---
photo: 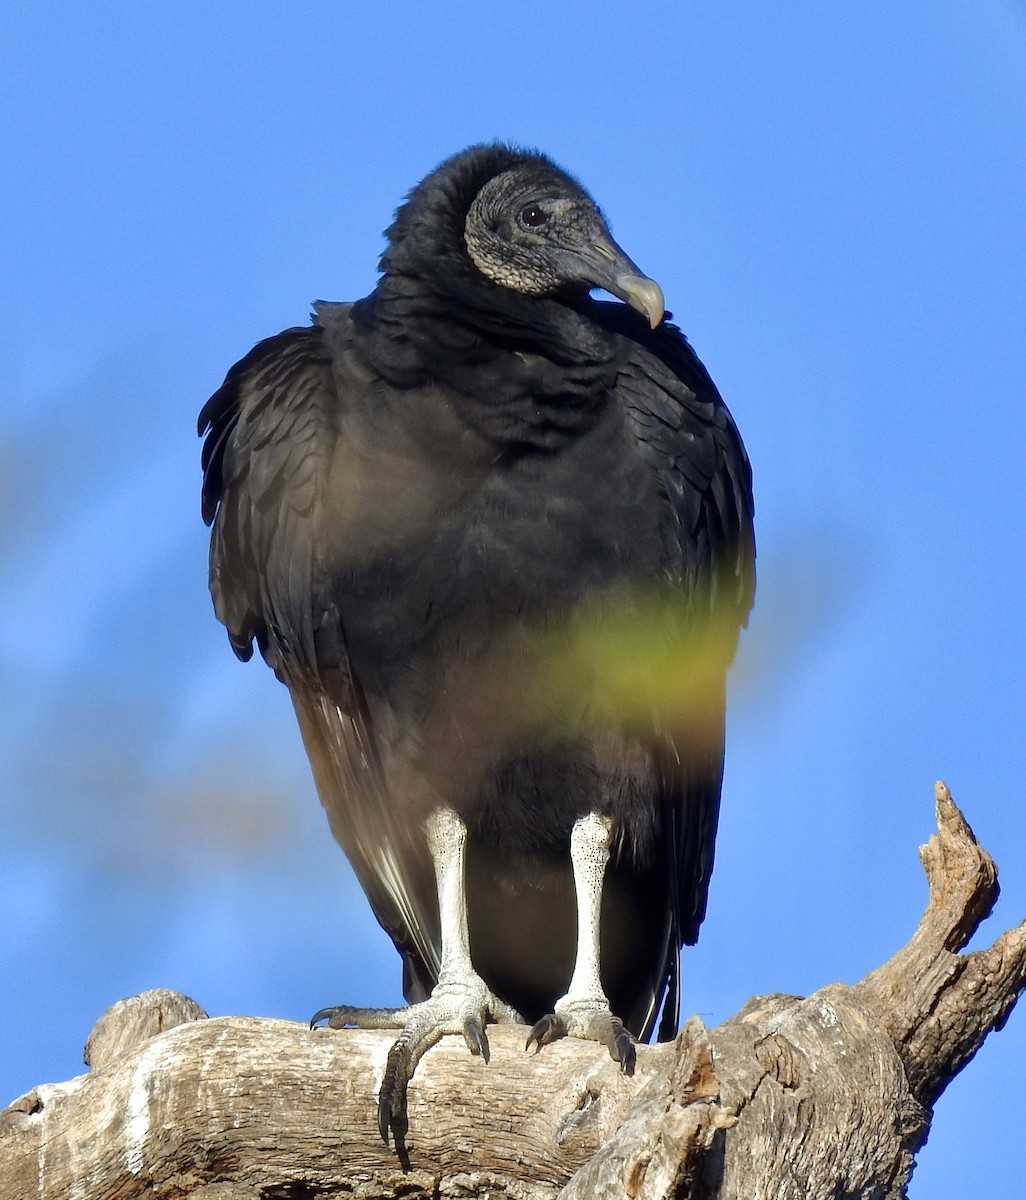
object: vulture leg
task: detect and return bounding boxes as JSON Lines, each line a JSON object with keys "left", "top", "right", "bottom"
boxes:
{"left": 525, "top": 812, "right": 637, "bottom": 1073}
{"left": 312, "top": 806, "right": 521, "bottom": 1144}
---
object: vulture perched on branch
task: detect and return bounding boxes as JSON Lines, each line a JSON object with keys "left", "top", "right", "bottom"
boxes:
{"left": 199, "top": 143, "right": 755, "bottom": 1143}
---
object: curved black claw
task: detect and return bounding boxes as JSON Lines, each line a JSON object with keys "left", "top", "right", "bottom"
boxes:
{"left": 310, "top": 1005, "right": 356, "bottom": 1030}
{"left": 463, "top": 1016, "right": 490, "bottom": 1062}
{"left": 526, "top": 1012, "right": 568, "bottom": 1054}
{"left": 608, "top": 1020, "right": 637, "bottom": 1076}
{"left": 378, "top": 1039, "right": 413, "bottom": 1144}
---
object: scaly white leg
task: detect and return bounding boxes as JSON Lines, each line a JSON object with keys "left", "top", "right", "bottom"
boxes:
{"left": 430, "top": 805, "right": 476, "bottom": 984}
{"left": 312, "top": 806, "right": 521, "bottom": 1145}
{"left": 525, "top": 812, "right": 636, "bottom": 1072}
{"left": 563, "top": 811, "right": 614, "bottom": 1006}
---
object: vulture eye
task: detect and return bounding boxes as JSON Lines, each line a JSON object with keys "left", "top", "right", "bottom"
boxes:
{"left": 520, "top": 204, "right": 550, "bottom": 227}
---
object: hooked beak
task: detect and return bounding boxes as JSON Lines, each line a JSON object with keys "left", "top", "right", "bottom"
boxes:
{"left": 574, "top": 232, "right": 666, "bottom": 329}
{"left": 611, "top": 273, "right": 666, "bottom": 330}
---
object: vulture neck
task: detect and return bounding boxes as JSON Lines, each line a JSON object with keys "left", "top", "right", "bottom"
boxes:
{"left": 351, "top": 266, "right": 625, "bottom": 450}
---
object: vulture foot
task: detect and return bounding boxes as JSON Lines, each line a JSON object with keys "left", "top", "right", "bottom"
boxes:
{"left": 526, "top": 1001, "right": 636, "bottom": 1074}
{"left": 312, "top": 978, "right": 522, "bottom": 1145}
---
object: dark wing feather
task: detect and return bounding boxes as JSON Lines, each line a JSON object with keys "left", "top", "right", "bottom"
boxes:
{"left": 199, "top": 324, "right": 338, "bottom": 675}
{"left": 199, "top": 314, "right": 442, "bottom": 996}
{"left": 616, "top": 322, "right": 755, "bottom": 624}
{"left": 609, "top": 311, "right": 754, "bottom": 1034}
{"left": 290, "top": 691, "right": 442, "bottom": 1001}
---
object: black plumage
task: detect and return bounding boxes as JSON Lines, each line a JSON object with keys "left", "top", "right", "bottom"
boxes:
{"left": 200, "top": 143, "right": 754, "bottom": 1137}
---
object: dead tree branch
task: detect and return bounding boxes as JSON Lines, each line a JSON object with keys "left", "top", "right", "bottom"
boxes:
{"left": 2, "top": 782, "right": 1023, "bottom": 1199}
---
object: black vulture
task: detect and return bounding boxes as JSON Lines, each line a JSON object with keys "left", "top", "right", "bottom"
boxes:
{"left": 199, "top": 143, "right": 754, "bottom": 1142}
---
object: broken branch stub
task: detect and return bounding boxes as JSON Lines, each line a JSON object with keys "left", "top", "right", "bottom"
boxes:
{"left": 855, "top": 781, "right": 1026, "bottom": 1107}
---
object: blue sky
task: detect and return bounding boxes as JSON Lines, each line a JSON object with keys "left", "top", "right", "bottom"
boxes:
{"left": 2, "top": 2, "right": 1024, "bottom": 1193}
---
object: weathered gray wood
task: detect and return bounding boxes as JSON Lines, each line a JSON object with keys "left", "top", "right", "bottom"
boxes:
{"left": 559, "top": 1016, "right": 735, "bottom": 1200}
{"left": 84, "top": 988, "right": 208, "bottom": 1070}
{"left": 1, "top": 782, "right": 1023, "bottom": 1199}
{"left": 855, "top": 784, "right": 1023, "bottom": 1107}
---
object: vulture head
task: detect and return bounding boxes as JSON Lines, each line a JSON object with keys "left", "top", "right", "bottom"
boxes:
{"left": 377, "top": 144, "right": 666, "bottom": 331}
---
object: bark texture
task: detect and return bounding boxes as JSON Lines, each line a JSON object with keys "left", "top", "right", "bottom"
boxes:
{"left": 2, "top": 782, "right": 1023, "bottom": 1199}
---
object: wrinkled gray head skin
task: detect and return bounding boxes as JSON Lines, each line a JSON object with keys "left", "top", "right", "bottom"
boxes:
{"left": 463, "top": 164, "right": 665, "bottom": 329}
